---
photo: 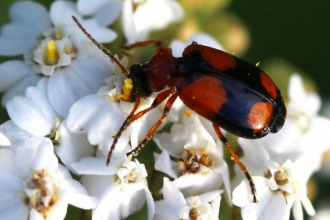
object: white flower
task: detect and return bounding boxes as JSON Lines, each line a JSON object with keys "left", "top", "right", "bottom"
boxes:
{"left": 122, "top": 0, "right": 184, "bottom": 43}
{"left": 0, "top": 138, "right": 97, "bottom": 220}
{"left": 5, "top": 80, "right": 94, "bottom": 173}
{"left": 32, "top": 37, "right": 73, "bottom": 76}
{"left": 233, "top": 176, "right": 287, "bottom": 220}
{"left": 259, "top": 74, "right": 330, "bottom": 172}
{"left": 0, "top": 1, "right": 115, "bottom": 56}
{"left": 0, "top": 132, "right": 10, "bottom": 146}
{"left": 265, "top": 158, "right": 315, "bottom": 220}
{"left": 0, "top": 1, "right": 116, "bottom": 116}
{"left": 72, "top": 153, "right": 155, "bottom": 220}
{"left": 154, "top": 112, "right": 231, "bottom": 201}
{"left": 232, "top": 139, "right": 315, "bottom": 220}
{"left": 0, "top": 1, "right": 51, "bottom": 56}
{"left": 77, "top": 0, "right": 122, "bottom": 26}
{"left": 67, "top": 55, "right": 178, "bottom": 160}
{"left": 155, "top": 177, "right": 222, "bottom": 220}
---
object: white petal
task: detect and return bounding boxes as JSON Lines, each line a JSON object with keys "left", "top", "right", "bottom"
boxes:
{"left": 0, "top": 61, "right": 30, "bottom": 92}
{"left": 154, "top": 200, "right": 179, "bottom": 220}
{"left": 0, "top": 28, "right": 37, "bottom": 56}
{"left": 144, "top": 186, "right": 155, "bottom": 220}
{"left": 154, "top": 151, "right": 178, "bottom": 179}
{"left": 92, "top": 183, "right": 121, "bottom": 220}
{"left": 55, "top": 121, "right": 94, "bottom": 173}
{"left": 0, "top": 132, "right": 11, "bottom": 146}
{"left": 119, "top": 189, "right": 146, "bottom": 219}
{"left": 198, "top": 190, "right": 223, "bottom": 204}
{"left": 238, "top": 138, "right": 269, "bottom": 168}
{"left": 71, "top": 156, "right": 120, "bottom": 175}
{"left": 77, "top": 0, "right": 110, "bottom": 15}
{"left": 218, "top": 159, "right": 231, "bottom": 203}
{"left": 133, "top": 0, "right": 184, "bottom": 40}
{"left": 0, "top": 174, "right": 28, "bottom": 220}
{"left": 211, "top": 194, "right": 222, "bottom": 218}
{"left": 0, "top": 121, "right": 44, "bottom": 149}
{"left": 63, "top": 190, "right": 98, "bottom": 209}
{"left": 6, "top": 87, "right": 57, "bottom": 136}
{"left": 162, "top": 177, "right": 186, "bottom": 208}
{"left": 174, "top": 172, "right": 222, "bottom": 198}
{"left": 10, "top": 1, "right": 51, "bottom": 31}
{"left": 29, "top": 138, "right": 58, "bottom": 171}
{"left": 0, "top": 2, "right": 51, "bottom": 55}
{"left": 1, "top": 74, "right": 40, "bottom": 106}
{"left": 47, "top": 58, "right": 110, "bottom": 117}
{"left": 81, "top": 175, "right": 115, "bottom": 199}
{"left": 300, "top": 193, "right": 315, "bottom": 216}
{"left": 187, "top": 33, "right": 223, "bottom": 50}
{"left": 233, "top": 177, "right": 287, "bottom": 220}
{"left": 171, "top": 33, "right": 223, "bottom": 57}
{"left": 87, "top": 27, "right": 117, "bottom": 43}
{"left": 288, "top": 74, "right": 305, "bottom": 106}
{"left": 50, "top": 1, "right": 80, "bottom": 26}
{"left": 42, "top": 196, "right": 67, "bottom": 220}
{"left": 47, "top": 68, "right": 77, "bottom": 117}
{"left": 170, "top": 40, "right": 186, "bottom": 58}
{"left": 122, "top": 0, "right": 137, "bottom": 43}
{"left": 92, "top": 1, "right": 122, "bottom": 26}
{"left": 154, "top": 123, "right": 187, "bottom": 157}
{"left": 293, "top": 198, "right": 303, "bottom": 220}
{"left": 30, "top": 209, "right": 44, "bottom": 220}
{"left": 67, "top": 94, "right": 128, "bottom": 154}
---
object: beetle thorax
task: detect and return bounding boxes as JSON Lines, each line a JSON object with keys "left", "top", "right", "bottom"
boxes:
{"left": 146, "top": 47, "right": 177, "bottom": 92}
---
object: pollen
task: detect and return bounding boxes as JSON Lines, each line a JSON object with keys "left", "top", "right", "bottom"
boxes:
{"left": 185, "top": 110, "right": 191, "bottom": 117}
{"left": 119, "top": 78, "right": 133, "bottom": 101}
{"left": 46, "top": 39, "right": 59, "bottom": 65}
{"left": 25, "top": 168, "right": 59, "bottom": 218}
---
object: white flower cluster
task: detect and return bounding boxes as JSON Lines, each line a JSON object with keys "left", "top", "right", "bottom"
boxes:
{"left": 0, "top": 0, "right": 183, "bottom": 219}
{"left": 231, "top": 75, "right": 330, "bottom": 220}
{"left": 0, "top": 1, "right": 328, "bottom": 220}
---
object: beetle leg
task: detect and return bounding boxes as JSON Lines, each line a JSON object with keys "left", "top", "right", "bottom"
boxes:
{"left": 106, "top": 88, "right": 174, "bottom": 166}
{"left": 121, "top": 40, "right": 159, "bottom": 50}
{"left": 213, "top": 124, "right": 258, "bottom": 203}
{"left": 72, "top": 16, "right": 129, "bottom": 77}
{"left": 127, "top": 92, "right": 178, "bottom": 157}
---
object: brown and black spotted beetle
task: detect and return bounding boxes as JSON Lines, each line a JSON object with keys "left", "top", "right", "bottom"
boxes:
{"left": 73, "top": 16, "right": 286, "bottom": 203}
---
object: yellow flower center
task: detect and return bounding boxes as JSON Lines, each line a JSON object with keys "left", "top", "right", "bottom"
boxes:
{"left": 118, "top": 78, "right": 133, "bottom": 101}
{"left": 45, "top": 39, "right": 59, "bottom": 65}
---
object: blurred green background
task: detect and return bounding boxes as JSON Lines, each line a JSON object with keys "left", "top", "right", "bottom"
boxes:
{"left": 1, "top": 0, "right": 330, "bottom": 219}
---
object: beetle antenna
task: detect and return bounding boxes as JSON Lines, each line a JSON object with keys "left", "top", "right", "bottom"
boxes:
{"left": 72, "top": 15, "right": 129, "bottom": 77}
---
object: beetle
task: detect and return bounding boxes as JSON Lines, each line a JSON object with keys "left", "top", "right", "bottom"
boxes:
{"left": 72, "top": 16, "right": 286, "bottom": 203}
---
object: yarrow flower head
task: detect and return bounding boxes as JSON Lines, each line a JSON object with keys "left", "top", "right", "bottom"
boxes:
{"left": 4, "top": 80, "right": 94, "bottom": 173}
{"left": 0, "top": 138, "right": 97, "bottom": 219}
{"left": 1, "top": 0, "right": 330, "bottom": 219}
{"left": 259, "top": 74, "right": 330, "bottom": 169}
{"left": 155, "top": 177, "right": 222, "bottom": 220}
{"left": 72, "top": 151, "right": 155, "bottom": 220}
{"left": 233, "top": 138, "right": 316, "bottom": 220}
{"left": 0, "top": 1, "right": 116, "bottom": 116}
{"left": 154, "top": 111, "right": 231, "bottom": 201}
{"left": 67, "top": 54, "right": 179, "bottom": 159}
